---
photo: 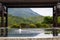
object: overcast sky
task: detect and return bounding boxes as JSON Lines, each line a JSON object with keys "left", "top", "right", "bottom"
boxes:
{"left": 30, "top": 8, "right": 53, "bottom": 16}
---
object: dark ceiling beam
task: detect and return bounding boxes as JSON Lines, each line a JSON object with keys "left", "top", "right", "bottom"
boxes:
{"left": 0, "top": 0, "right": 58, "bottom": 7}
{"left": 5, "top": 2, "right": 56, "bottom": 8}
{"left": 0, "top": 0, "right": 58, "bottom": 3}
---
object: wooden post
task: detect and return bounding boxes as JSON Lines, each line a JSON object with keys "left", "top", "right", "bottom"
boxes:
{"left": 0, "top": 3, "right": 5, "bottom": 36}
{"left": 0, "top": 3, "right": 8, "bottom": 37}
{"left": 53, "top": 6, "right": 58, "bottom": 36}
{"left": 2, "top": 5, "right": 8, "bottom": 37}
{"left": 5, "top": 5, "right": 8, "bottom": 37}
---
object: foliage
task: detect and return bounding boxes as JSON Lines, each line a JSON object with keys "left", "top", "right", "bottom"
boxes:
{"left": 8, "top": 14, "right": 44, "bottom": 26}
{"left": 41, "top": 23, "right": 49, "bottom": 28}
{"left": 8, "top": 14, "right": 53, "bottom": 28}
{"left": 57, "top": 16, "right": 60, "bottom": 23}
{"left": 35, "top": 23, "right": 42, "bottom": 28}
{"left": 20, "top": 23, "right": 29, "bottom": 28}
{"left": 42, "top": 16, "right": 53, "bottom": 24}
{"left": 11, "top": 24, "right": 20, "bottom": 28}
{"left": 29, "top": 24, "right": 36, "bottom": 28}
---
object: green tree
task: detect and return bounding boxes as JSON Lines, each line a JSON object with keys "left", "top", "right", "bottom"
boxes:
{"left": 11, "top": 24, "right": 20, "bottom": 28}
{"left": 35, "top": 23, "right": 42, "bottom": 28}
{"left": 41, "top": 24, "right": 49, "bottom": 28}
{"left": 20, "top": 23, "right": 28, "bottom": 28}
{"left": 42, "top": 16, "right": 53, "bottom": 24}
{"left": 42, "top": 16, "right": 53, "bottom": 28}
{"left": 29, "top": 24, "right": 36, "bottom": 28}
{"left": 57, "top": 16, "right": 60, "bottom": 23}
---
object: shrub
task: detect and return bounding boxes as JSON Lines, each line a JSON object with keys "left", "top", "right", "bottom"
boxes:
{"left": 11, "top": 24, "right": 20, "bottom": 28}
{"left": 29, "top": 24, "right": 36, "bottom": 28}
{"left": 35, "top": 23, "right": 42, "bottom": 28}
{"left": 42, "top": 16, "right": 53, "bottom": 24}
{"left": 41, "top": 24, "right": 49, "bottom": 28}
{"left": 20, "top": 23, "right": 27, "bottom": 28}
{"left": 48, "top": 24, "right": 53, "bottom": 28}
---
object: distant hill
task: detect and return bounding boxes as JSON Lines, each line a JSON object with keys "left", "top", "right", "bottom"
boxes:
{"left": 8, "top": 14, "right": 44, "bottom": 26}
{"left": 8, "top": 8, "right": 44, "bottom": 26}
{"left": 8, "top": 8, "right": 41, "bottom": 18}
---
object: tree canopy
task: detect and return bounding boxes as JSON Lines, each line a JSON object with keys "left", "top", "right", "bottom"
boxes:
{"left": 42, "top": 16, "right": 53, "bottom": 24}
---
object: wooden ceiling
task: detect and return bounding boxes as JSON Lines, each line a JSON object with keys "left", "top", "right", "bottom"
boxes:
{"left": 0, "top": 0, "right": 58, "bottom": 7}
{"left": 0, "top": 0, "right": 58, "bottom": 3}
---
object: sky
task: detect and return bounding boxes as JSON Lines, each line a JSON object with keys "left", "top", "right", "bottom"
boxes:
{"left": 30, "top": 8, "right": 53, "bottom": 16}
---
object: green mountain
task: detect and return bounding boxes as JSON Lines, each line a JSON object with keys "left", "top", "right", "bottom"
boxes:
{"left": 8, "top": 14, "right": 44, "bottom": 26}
{"left": 8, "top": 8, "right": 41, "bottom": 18}
{"left": 8, "top": 8, "right": 44, "bottom": 26}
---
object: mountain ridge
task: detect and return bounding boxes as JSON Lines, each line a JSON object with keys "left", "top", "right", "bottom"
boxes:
{"left": 8, "top": 8, "right": 42, "bottom": 18}
{"left": 8, "top": 8, "right": 44, "bottom": 26}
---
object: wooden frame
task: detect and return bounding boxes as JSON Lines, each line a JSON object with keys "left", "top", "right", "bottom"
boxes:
{"left": 0, "top": 0, "right": 59, "bottom": 37}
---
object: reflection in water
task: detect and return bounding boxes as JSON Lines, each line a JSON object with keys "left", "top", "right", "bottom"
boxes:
{"left": 8, "top": 28, "right": 53, "bottom": 38}
{"left": 14, "top": 29, "right": 21, "bottom": 33}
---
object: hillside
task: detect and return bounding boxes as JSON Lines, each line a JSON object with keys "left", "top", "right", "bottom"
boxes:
{"left": 8, "top": 8, "right": 41, "bottom": 18}
{"left": 8, "top": 14, "right": 44, "bottom": 26}
{"left": 8, "top": 8, "right": 44, "bottom": 26}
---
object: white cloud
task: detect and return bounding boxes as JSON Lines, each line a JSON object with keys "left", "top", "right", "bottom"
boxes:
{"left": 30, "top": 8, "right": 53, "bottom": 16}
